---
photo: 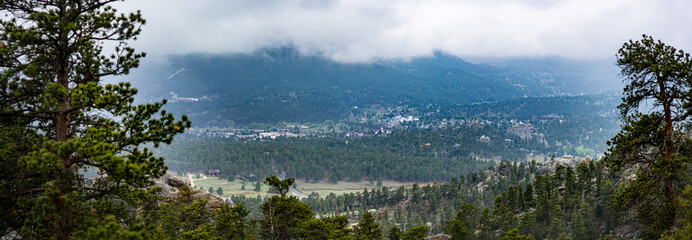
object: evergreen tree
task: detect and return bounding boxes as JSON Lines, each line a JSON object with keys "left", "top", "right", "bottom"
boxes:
{"left": 299, "top": 215, "right": 352, "bottom": 239}
{"left": 151, "top": 198, "right": 216, "bottom": 239}
{"left": 401, "top": 225, "right": 428, "bottom": 240}
{"left": 260, "top": 176, "right": 314, "bottom": 240}
{"left": 660, "top": 185, "right": 692, "bottom": 239}
{"left": 217, "top": 187, "right": 224, "bottom": 196}
{"left": 389, "top": 226, "right": 402, "bottom": 240}
{"left": 215, "top": 203, "right": 249, "bottom": 240}
{"left": 354, "top": 211, "right": 383, "bottom": 240}
{"left": 0, "top": 0, "right": 189, "bottom": 238}
{"left": 523, "top": 184, "right": 535, "bottom": 209}
{"left": 477, "top": 207, "right": 492, "bottom": 240}
{"left": 572, "top": 202, "right": 595, "bottom": 240}
{"left": 548, "top": 204, "right": 566, "bottom": 240}
{"left": 499, "top": 228, "right": 535, "bottom": 240}
{"left": 605, "top": 34, "right": 692, "bottom": 239}
{"left": 445, "top": 214, "right": 470, "bottom": 240}
{"left": 576, "top": 162, "right": 593, "bottom": 195}
{"left": 517, "top": 212, "right": 538, "bottom": 239}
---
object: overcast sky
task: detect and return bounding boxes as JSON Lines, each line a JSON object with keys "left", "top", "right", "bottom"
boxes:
{"left": 115, "top": 0, "right": 692, "bottom": 63}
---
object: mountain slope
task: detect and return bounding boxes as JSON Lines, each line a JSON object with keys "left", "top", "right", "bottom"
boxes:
{"left": 123, "top": 48, "right": 619, "bottom": 126}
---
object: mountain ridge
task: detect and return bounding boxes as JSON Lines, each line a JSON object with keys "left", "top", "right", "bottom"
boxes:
{"left": 122, "top": 47, "right": 620, "bottom": 126}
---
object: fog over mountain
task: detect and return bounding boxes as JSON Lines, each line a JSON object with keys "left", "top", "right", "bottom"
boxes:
{"left": 115, "top": 0, "right": 692, "bottom": 62}
{"left": 122, "top": 48, "right": 621, "bottom": 126}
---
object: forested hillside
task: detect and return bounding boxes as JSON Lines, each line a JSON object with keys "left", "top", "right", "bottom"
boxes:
{"left": 123, "top": 48, "right": 619, "bottom": 126}
{"left": 161, "top": 123, "right": 557, "bottom": 182}
{"left": 434, "top": 94, "right": 621, "bottom": 153}
{"left": 436, "top": 94, "right": 619, "bottom": 120}
{"left": 190, "top": 158, "right": 623, "bottom": 239}
{"left": 298, "top": 158, "right": 621, "bottom": 238}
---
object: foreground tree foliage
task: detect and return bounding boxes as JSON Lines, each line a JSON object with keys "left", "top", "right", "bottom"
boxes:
{"left": 353, "top": 211, "right": 383, "bottom": 240}
{"left": 257, "top": 176, "right": 399, "bottom": 240}
{"left": 0, "top": 0, "right": 190, "bottom": 238}
{"left": 401, "top": 225, "right": 428, "bottom": 240}
{"left": 260, "top": 177, "right": 314, "bottom": 240}
{"left": 136, "top": 185, "right": 250, "bottom": 240}
{"left": 605, "top": 35, "right": 692, "bottom": 239}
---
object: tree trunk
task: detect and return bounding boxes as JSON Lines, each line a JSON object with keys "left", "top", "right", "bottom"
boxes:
{"left": 56, "top": 65, "right": 71, "bottom": 142}
{"left": 55, "top": 3, "right": 73, "bottom": 239}
{"left": 659, "top": 79, "right": 675, "bottom": 207}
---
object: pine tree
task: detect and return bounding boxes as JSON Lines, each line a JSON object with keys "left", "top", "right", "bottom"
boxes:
{"left": 255, "top": 181, "right": 262, "bottom": 192}
{"left": 572, "top": 202, "right": 595, "bottom": 240}
{"left": 260, "top": 176, "right": 314, "bottom": 240}
{"left": 548, "top": 204, "right": 566, "bottom": 240}
{"left": 445, "top": 214, "right": 470, "bottom": 240}
{"left": 353, "top": 211, "right": 383, "bottom": 240}
{"left": 401, "top": 225, "right": 428, "bottom": 240}
{"left": 605, "top": 34, "right": 692, "bottom": 239}
{"left": 523, "top": 184, "right": 535, "bottom": 209}
{"left": 518, "top": 212, "right": 538, "bottom": 238}
{"left": 215, "top": 203, "right": 249, "bottom": 240}
{"left": 499, "top": 228, "right": 535, "bottom": 240}
{"left": 389, "top": 226, "right": 402, "bottom": 240}
{"left": 477, "top": 207, "right": 493, "bottom": 240}
{"left": 0, "top": 0, "right": 189, "bottom": 238}
{"left": 298, "top": 215, "right": 351, "bottom": 239}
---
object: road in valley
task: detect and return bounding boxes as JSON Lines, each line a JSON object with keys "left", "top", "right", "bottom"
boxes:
{"left": 187, "top": 173, "right": 207, "bottom": 188}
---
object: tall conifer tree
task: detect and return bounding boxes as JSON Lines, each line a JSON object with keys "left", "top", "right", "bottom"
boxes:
{"left": 606, "top": 34, "right": 692, "bottom": 239}
{"left": 0, "top": 0, "right": 190, "bottom": 238}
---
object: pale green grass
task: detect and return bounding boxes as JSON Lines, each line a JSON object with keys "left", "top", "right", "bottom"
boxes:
{"left": 526, "top": 154, "right": 549, "bottom": 163}
{"left": 293, "top": 179, "right": 418, "bottom": 196}
{"left": 190, "top": 176, "right": 418, "bottom": 198}
{"left": 574, "top": 147, "right": 596, "bottom": 157}
{"left": 192, "top": 178, "right": 269, "bottom": 197}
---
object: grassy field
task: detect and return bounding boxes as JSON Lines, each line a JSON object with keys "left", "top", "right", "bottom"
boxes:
{"left": 292, "top": 179, "right": 418, "bottom": 196}
{"left": 526, "top": 154, "right": 549, "bottom": 163}
{"left": 192, "top": 178, "right": 269, "bottom": 197}
{"left": 182, "top": 174, "right": 418, "bottom": 198}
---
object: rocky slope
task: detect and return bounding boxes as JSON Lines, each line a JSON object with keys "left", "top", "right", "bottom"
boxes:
{"left": 153, "top": 173, "right": 234, "bottom": 209}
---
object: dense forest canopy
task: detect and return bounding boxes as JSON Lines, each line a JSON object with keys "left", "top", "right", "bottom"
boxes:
{"left": 162, "top": 124, "right": 555, "bottom": 183}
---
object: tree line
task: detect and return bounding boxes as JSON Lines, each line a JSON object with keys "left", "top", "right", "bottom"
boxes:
{"left": 159, "top": 124, "right": 552, "bottom": 183}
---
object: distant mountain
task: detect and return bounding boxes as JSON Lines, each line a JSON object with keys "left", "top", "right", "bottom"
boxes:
{"left": 122, "top": 48, "right": 620, "bottom": 126}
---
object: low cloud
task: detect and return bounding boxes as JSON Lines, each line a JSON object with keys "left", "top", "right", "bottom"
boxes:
{"left": 115, "top": 0, "right": 692, "bottom": 62}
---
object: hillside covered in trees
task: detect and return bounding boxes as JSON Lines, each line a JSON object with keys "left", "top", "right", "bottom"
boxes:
{"left": 160, "top": 124, "right": 554, "bottom": 183}
{"left": 124, "top": 49, "right": 619, "bottom": 126}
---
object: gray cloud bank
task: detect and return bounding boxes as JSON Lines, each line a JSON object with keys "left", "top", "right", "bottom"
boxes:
{"left": 116, "top": 0, "right": 692, "bottom": 62}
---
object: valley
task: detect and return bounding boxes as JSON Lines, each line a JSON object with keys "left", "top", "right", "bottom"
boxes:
{"left": 186, "top": 173, "right": 419, "bottom": 198}
{"left": 4, "top": 1, "right": 690, "bottom": 239}
{"left": 117, "top": 47, "right": 643, "bottom": 239}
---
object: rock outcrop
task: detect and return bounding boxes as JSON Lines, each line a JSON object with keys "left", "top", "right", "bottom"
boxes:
{"left": 153, "top": 173, "right": 233, "bottom": 209}
{"left": 506, "top": 123, "right": 546, "bottom": 144}
{"left": 546, "top": 155, "right": 591, "bottom": 168}
{"left": 153, "top": 173, "right": 191, "bottom": 195}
